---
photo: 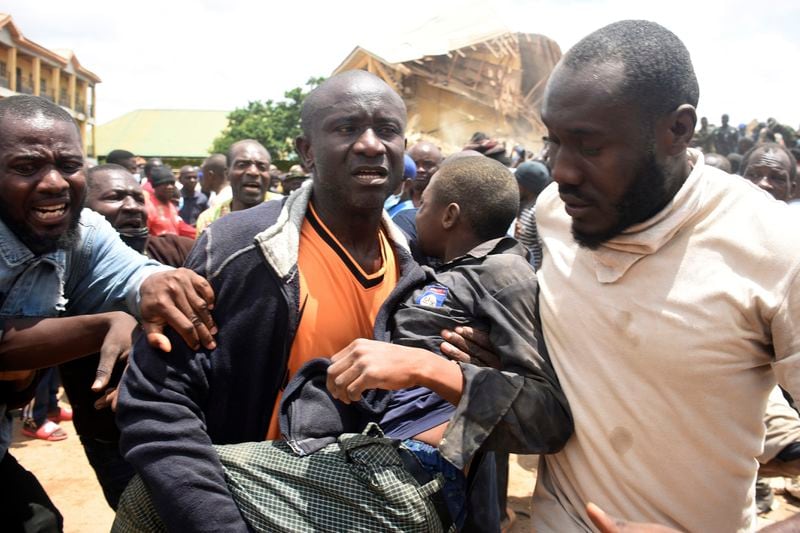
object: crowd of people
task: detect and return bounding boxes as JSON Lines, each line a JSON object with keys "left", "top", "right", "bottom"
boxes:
{"left": 2, "top": 18, "right": 800, "bottom": 533}
{"left": 691, "top": 114, "right": 799, "bottom": 175}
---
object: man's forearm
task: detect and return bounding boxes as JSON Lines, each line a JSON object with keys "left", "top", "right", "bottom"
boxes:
{"left": 118, "top": 333, "right": 249, "bottom": 532}
{"left": 0, "top": 313, "right": 125, "bottom": 370}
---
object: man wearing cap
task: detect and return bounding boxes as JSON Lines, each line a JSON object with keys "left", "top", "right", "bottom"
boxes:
{"left": 145, "top": 165, "right": 196, "bottom": 239}
{"left": 514, "top": 161, "right": 551, "bottom": 269}
{"left": 281, "top": 164, "right": 310, "bottom": 196}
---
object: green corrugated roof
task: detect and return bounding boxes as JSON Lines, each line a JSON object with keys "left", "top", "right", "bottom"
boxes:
{"left": 96, "top": 109, "right": 229, "bottom": 158}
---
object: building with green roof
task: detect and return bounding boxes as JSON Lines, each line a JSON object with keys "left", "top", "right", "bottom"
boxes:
{"left": 96, "top": 109, "right": 229, "bottom": 165}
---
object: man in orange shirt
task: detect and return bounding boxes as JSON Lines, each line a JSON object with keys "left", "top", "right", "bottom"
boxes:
{"left": 117, "top": 70, "right": 415, "bottom": 532}
{"left": 118, "top": 69, "right": 570, "bottom": 532}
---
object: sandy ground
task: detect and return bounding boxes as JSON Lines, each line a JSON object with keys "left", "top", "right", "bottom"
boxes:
{"left": 9, "top": 403, "right": 799, "bottom": 533}
{"left": 10, "top": 415, "right": 115, "bottom": 532}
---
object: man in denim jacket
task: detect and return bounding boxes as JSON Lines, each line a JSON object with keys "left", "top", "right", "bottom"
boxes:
{"left": 0, "top": 95, "right": 215, "bottom": 532}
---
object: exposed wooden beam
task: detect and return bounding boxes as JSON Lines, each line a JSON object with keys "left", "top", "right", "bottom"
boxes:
{"left": 346, "top": 55, "right": 369, "bottom": 72}
{"left": 523, "top": 75, "right": 549, "bottom": 102}
{"left": 501, "top": 38, "right": 518, "bottom": 58}
{"left": 372, "top": 61, "right": 401, "bottom": 94}
{"left": 483, "top": 41, "right": 500, "bottom": 58}
{"left": 446, "top": 54, "right": 462, "bottom": 80}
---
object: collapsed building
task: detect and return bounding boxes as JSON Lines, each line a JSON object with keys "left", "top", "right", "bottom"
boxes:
{"left": 333, "top": 28, "right": 562, "bottom": 154}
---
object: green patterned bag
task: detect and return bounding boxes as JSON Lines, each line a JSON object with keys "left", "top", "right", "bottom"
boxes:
{"left": 113, "top": 425, "right": 446, "bottom": 532}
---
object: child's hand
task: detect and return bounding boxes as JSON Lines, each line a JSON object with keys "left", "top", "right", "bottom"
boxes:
{"left": 326, "top": 339, "right": 429, "bottom": 404}
{"left": 440, "top": 326, "right": 501, "bottom": 369}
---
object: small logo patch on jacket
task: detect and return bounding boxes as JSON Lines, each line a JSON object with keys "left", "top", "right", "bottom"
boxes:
{"left": 415, "top": 284, "right": 448, "bottom": 307}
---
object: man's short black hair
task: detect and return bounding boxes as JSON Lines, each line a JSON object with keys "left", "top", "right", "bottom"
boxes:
{"left": 202, "top": 153, "right": 227, "bottom": 171}
{"left": 107, "top": 149, "right": 135, "bottom": 165}
{"left": 432, "top": 156, "right": 519, "bottom": 241}
{"left": 0, "top": 94, "right": 78, "bottom": 134}
{"left": 741, "top": 142, "right": 798, "bottom": 182}
{"left": 563, "top": 20, "right": 699, "bottom": 120}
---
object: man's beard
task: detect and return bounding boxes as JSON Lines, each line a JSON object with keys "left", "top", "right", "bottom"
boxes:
{"left": 573, "top": 149, "right": 673, "bottom": 249}
{"left": 0, "top": 203, "right": 82, "bottom": 255}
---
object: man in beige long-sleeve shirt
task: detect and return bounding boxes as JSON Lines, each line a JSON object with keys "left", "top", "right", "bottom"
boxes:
{"left": 529, "top": 20, "right": 800, "bottom": 532}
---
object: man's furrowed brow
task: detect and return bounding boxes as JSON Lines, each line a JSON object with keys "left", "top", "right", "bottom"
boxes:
{"left": 321, "top": 110, "right": 360, "bottom": 124}
{"left": 5, "top": 148, "right": 47, "bottom": 160}
{"left": 376, "top": 114, "right": 405, "bottom": 128}
{"left": 9, "top": 143, "right": 83, "bottom": 159}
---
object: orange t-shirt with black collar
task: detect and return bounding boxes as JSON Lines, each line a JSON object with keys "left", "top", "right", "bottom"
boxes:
{"left": 266, "top": 202, "right": 398, "bottom": 439}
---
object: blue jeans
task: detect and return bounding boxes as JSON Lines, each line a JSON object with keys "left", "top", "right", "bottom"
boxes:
{"left": 32, "top": 368, "right": 59, "bottom": 426}
{"left": 402, "top": 438, "right": 467, "bottom": 529}
{"left": 79, "top": 436, "right": 135, "bottom": 510}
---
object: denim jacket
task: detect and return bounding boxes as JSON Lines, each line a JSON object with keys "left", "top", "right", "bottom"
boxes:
{"left": 0, "top": 208, "right": 169, "bottom": 454}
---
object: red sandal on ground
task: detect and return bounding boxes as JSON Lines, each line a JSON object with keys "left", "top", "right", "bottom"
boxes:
{"left": 22, "top": 420, "right": 68, "bottom": 441}
{"left": 47, "top": 406, "right": 73, "bottom": 423}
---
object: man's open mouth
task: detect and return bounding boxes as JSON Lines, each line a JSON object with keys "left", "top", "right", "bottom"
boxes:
{"left": 31, "top": 203, "right": 68, "bottom": 222}
{"left": 116, "top": 218, "right": 145, "bottom": 229}
{"left": 352, "top": 167, "right": 388, "bottom": 185}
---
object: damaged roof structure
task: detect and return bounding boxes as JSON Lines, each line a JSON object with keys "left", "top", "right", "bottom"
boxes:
{"left": 333, "top": 18, "right": 562, "bottom": 153}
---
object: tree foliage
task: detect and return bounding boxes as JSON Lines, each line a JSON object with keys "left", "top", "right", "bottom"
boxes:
{"left": 211, "top": 77, "right": 325, "bottom": 161}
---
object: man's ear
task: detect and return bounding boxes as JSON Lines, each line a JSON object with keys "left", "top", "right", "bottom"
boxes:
{"left": 442, "top": 203, "right": 460, "bottom": 230}
{"left": 295, "top": 136, "right": 314, "bottom": 172}
{"left": 660, "top": 104, "right": 697, "bottom": 157}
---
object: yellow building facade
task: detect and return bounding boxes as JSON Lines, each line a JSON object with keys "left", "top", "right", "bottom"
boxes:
{"left": 0, "top": 14, "right": 100, "bottom": 156}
